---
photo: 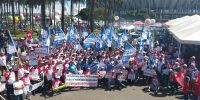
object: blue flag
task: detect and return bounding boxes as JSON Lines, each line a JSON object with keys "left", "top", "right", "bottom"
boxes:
{"left": 122, "top": 30, "right": 128, "bottom": 42}
{"left": 81, "top": 25, "right": 88, "bottom": 38}
{"left": 45, "top": 28, "right": 51, "bottom": 46}
{"left": 7, "top": 31, "right": 17, "bottom": 54}
{"left": 44, "top": 28, "right": 51, "bottom": 53}
{"left": 95, "top": 37, "right": 107, "bottom": 51}
{"left": 73, "top": 38, "right": 82, "bottom": 50}
{"left": 99, "top": 27, "right": 105, "bottom": 39}
{"left": 66, "top": 24, "right": 78, "bottom": 42}
{"left": 83, "top": 33, "right": 97, "bottom": 48}
{"left": 89, "top": 63, "right": 99, "bottom": 74}
{"left": 139, "top": 38, "right": 144, "bottom": 51}
{"left": 105, "top": 26, "right": 113, "bottom": 47}
{"left": 54, "top": 26, "right": 65, "bottom": 42}
{"left": 122, "top": 42, "right": 136, "bottom": 64}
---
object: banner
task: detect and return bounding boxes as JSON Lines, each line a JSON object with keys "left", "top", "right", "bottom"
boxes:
{"left": 117, "top": 70, "right": 128, "bottom": 82}
{"left": 143, "top": 69, "right": 157, "bottom": 77}
{"left": 65, "top": 75, "right": 98, "bottom": 87}
{"left": 34, "top": 47, "right": 48, "bottom": 54}
{"left": 28, "top": 44, "right": 38, "bottom": 47}
{"left": 30, "top": 81, "right": 44, "bottom": 92}
{"left": 29, "top": 59, "right": 38, "bottom": 66}
{"left": 29, "top": 51, "right": 47, "bottom": 59}
{"left": 0, "top": 83, "right": 5, "bottom": 92}
{"left": 128, "top": 72, "right": 135, "bottom": 80}
{"left": 52, "top": 84, "right": 69, "bottom": 91}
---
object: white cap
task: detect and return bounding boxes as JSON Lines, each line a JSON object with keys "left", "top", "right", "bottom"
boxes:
{"left": 56, "top": 67, "right": 59, "bottom": 70}
{"left": 24, "top": 70, "right": 29, "bottom": 74}
{"left": 55, "top": 75, "right": 60, "bottom": 79}
{"left": 8, "top": 66, "right": 12, "bottom": 69}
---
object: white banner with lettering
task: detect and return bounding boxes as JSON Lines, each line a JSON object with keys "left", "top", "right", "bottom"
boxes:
{"left": 65, "top": 75, "right": 98, "bottom": 87}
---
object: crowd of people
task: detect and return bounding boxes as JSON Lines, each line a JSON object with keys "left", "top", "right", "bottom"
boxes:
{"left": 0, "top": 27, "right": 200, "bottom": 100}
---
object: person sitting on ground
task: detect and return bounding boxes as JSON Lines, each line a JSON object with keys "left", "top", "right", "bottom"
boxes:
{"left": 148, "top": 75, "right": 159, "bottom": 95}
{"left": 52, "top": 76, "right": 64, "bottom": 93}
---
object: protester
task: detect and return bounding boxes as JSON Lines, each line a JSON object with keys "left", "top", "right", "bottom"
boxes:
{"left": 182, "top": 76, "right": 191, "bottom": 100}
{"left": 4, "top": 66, "right": 15, "bottom": 100}
{"left": 21, "top": 70, "right": 32, "bottom": 99}
{"left": 0, "top": 24, "right": 199, "bottom": 100}
{"left": 148, "top": 75, "right": 159, "bottom": 95}
{"left": 13, "top": 74, "right": 24, "bottom": 100}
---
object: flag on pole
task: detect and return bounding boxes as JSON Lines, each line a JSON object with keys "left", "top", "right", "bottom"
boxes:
{"left": 54, "top": 26, "right": 65, "bottom": 41}
{"left": 83, "top": 33, "right": 97, "bottom": 48}
{"left": 66, "top": 24, "right": 78, "bottom": 42}
{"left": 7, "top": 31, "right": 17, "bottom": 54}
{"left": 95, "top": 37, "right": 107, "bottom": 51}
{"left": 72, "top": 38, "right": 82, "bottom": 50}
{"left": 122, "top": 42, "right": 136, "bottom": 64}
{"left": 122, "top": 30, "right": 128, "bottom": 42}
{"left": 44, "top": 28, "right": 51, "bottom": 53}
{"left": 139, "top": 38, "right": 144, "bottom": 51}
{"left": 45, "top": 28, "right": 51, "bottom": 46}
{"left": 106, "top": 26, "right": 113, "bottom": 47}
{"left": 99, "top": 27, "right": 105, "bottom": 40}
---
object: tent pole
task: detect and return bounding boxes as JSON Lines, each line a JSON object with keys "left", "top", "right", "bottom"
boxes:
{"left": 178, "top": 43, "right": 182, "bottom": 58}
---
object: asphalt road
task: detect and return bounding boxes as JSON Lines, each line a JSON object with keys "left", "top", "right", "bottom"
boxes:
{"left": 32, "top": 85, "right": 181, "bottom": 100}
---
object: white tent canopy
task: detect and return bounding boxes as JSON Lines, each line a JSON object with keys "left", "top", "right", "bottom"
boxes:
{"left": 167, "top": 15, "right": 200, "bottom": 45}
{"left": 121, "top": 25, "right": 135, "bottom": 30}
{"left": 165, "top": 16, "right": 190, "bottom": 27}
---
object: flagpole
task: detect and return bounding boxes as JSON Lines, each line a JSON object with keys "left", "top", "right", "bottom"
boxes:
{"left": 178, "top": 43, "right": 182, "bottom": 58}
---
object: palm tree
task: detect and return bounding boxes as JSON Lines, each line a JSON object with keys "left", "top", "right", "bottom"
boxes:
{"left": 74, "top": 0, "right": 86, "bottom": 31}
{"left": 41, "top": 0, "right": 46, "bottom": 29}
{"left": 11, "top": 0, "right": 16, "bottom": 35}
{"left": 70, "top": 0, "right": 73, "bottom": 24}
{"left": 0, "top": 2, "right": 2, "bottom": 24}
{"left": 61, "top": 0, "right": 65, "bottom": 31}
{"left": 89, "top": 0, "right": 95, "bottom": 32}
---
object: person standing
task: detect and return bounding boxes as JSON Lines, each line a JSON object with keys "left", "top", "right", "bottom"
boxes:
{"left": 13, "top": 74, "right": 24, "bottom": 100}
{"left": 17, "top": 64, "right": 25, "bottom": 79}
{"left": 29, "top": 66, "right": 40, "bottom": 96}
{"left": 182, "top": 76, "right": 191, "bottom": 100}
{"left": 21, "top": 70, "right": 32, "bottom": 99}
{"left": 4, "top": 66, "right": 16, "bottom": 100}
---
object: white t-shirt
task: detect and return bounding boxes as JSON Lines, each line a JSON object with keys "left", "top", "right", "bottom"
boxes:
{"left": 18, "top": 68, "right": 25, "bottom": 79}
{"left": 13, "top": 80, "right": 24, "bottom": 95}
{"left": 47, "top": 69, "right": 53, "bottom": 81}
{"left": 30, "top": 69, "right": 40, "bottom": 80}
{"left": 8, "top": 72, "right": 16, "bottom": 84}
